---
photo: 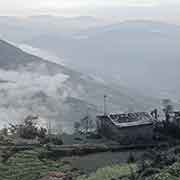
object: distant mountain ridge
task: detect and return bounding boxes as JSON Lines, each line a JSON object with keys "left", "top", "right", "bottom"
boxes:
{"left": 0, "top": 15, "right": 107, "bottom": 43}
{"left": 22, "top": 20, "right": 180, "bottom": 99}
{"left": 1, "top": 17, "right": 179, "bottom": 98}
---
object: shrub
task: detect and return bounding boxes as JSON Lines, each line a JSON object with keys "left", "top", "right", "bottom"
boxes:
{"left": 127, "top": 153, "right": 136, "bottom": 164}
{"left": 77, "top": 164, "right": 137, "bottom": 180}
{"left": 152, "top": 172, "right": 179, "bottom": 180}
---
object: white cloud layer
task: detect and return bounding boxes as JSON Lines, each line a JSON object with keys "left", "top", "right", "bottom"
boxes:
{"left": 0, "top": 66, "right": 69, "bottom": 129}
{"left": 0, "top": 0, "right": 178, "bottom": 11}
{"left": 0, "top": 0, "right": 179, "bottom": 25}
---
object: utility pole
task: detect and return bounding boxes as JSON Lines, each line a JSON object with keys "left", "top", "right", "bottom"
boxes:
{"left": 104, "top": 95, "right": 107, "bottom": 116}
{"left": 47, "top": 119, "right": 52, "bottom": 136}
{"left": 86, "top": 107, "right": 90, "bottom": 133}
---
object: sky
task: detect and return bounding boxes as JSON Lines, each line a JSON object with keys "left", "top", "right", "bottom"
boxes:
{"left": 0, "top": 0, "right": 177, "bottom": 9}
{"left": 0, "top": 0, "right": 179, "bottom": 24}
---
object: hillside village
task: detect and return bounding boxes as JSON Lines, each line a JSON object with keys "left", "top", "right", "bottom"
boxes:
{"left": 0, "top": 37, "right": 179, "bottom": 180}
{"left": 0, "top": 5, "right": 180, "bottom": 180}
{"left": 1, "top": 97, "right": 180, "bottom": 180}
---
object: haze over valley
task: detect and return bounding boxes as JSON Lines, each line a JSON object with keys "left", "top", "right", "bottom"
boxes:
{"left": 0, "top": 16, "right": 180, "bottom": 99}
{"left": 1, "top": 1, "right": 180, "bottom": 180}
{"left": 0, "top": 15, "right": 180, "bottom": 131}
{"left": 0, "top": 38, "right": 158, "bottom": 132}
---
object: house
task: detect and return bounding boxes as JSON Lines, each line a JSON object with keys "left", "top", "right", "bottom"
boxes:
{"left": 97, "top": 112, "right": 155, "bottom": 144}
{"left": 168, "top": 111, "right": 180, "bottom": 127}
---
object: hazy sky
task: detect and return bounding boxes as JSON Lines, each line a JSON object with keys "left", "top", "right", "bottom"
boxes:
{"left": 0, "top": 0, "right": 179, "bottom": 23}
{"left": 0, "top": 0, "right": 178, "bottom": 9}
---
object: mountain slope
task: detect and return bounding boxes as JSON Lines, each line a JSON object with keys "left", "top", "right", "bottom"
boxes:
{"left": 0, "top": 40, "right": 158, "bottom": 132}
{"left": 24, "top": 20, "right": 180, "bottom": 99}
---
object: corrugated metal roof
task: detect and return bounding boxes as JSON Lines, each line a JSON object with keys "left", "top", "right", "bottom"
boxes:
{"left": 110, "top": 119, "right": 153, "bottom": 128}
{"left": 97, "top": 112, "right": 154, "bottom": 128}
{"left": 109, "top": 112, "right": 153, "bottom": 128}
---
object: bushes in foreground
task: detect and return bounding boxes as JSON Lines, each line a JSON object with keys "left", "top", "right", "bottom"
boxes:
{"left": 77, "top": 164, "right": 137, "bottom": 180}
{"left": 77, "top": 145, "right": 180, "bottom": 180}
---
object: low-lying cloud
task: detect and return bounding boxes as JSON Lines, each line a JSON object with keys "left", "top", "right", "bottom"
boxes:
{"left": 0, "top": 66, "right": 70, "bottom": 131}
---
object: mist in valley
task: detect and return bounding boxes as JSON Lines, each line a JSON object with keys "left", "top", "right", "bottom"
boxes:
{"left": 0, "top": 1, "right": 180, "bottom": 133}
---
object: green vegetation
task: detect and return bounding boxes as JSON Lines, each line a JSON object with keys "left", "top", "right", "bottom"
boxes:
{"left": 76, "top": 161, "right": 180, "bottom": 180}
{"left": 76, "top": 145, "right": 180, "bottom": 180}
{"left": 151, "top": 162, "right": 180, "bottom": 180}
{"left": 77, "top": 164, "right": 137, "bottom": 180}
{"left": 2, "top": 145, "right": 180, "bottom": 180}
{"left": 1, "top": 117, "right": 180, "bottom": 180}
{"left": 0, "top": 149, "right": 72, "bottom": 180}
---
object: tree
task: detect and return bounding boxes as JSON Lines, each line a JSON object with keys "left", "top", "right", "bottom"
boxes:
{"left": 74, "top": 121, "right": 81, "bottom": 133}
{"left": 9, "top": 115, "right": 48, "bottom": 140}
{"left": 1, "top": 127, "right": 8, "bottom": 136}
{"left": 74, "top": 114, "right": 96, "bottom": 134}
{"left": 38, "top": 127, "right": 47, "bottom": 138}
{"left": 80, "top": 116, "right": 95, "bottom": 134}
{"left": 18, "top": 115, "right": 39, "bottom": 139}
{"left": 150, "top": 109, "right": 158, "bottom": 120}
{"left": 162, "top": 99, "right": 173, "bottom": 123}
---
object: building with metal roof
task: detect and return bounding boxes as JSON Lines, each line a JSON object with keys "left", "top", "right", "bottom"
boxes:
{"left": 97, "top": 112, "right": 155, "bottom": 144}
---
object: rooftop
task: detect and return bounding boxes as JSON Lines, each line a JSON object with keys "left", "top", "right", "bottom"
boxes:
{"left": 97, "top": 112, "right": 154, "bottom": 128}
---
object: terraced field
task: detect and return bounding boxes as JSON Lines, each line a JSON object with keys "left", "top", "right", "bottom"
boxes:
{"left": 0, "top": 149, "right": 73, "bottom": 180}
{"left": 0, "top": 145, "right": 143, "bottom": 180}
{"left": 2, "top": 145, "right": 180, "bottom": 180}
